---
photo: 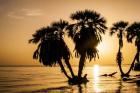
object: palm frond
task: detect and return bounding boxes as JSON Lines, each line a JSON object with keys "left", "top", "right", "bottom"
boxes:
{"left": 33, "top": 49, "right": 39, "bottom": 59}
{"left": 29, "top": 26, "right": 53, "bottom": 44}
{"left": 86, "top": 48, "right": 99, "bottom": 61}
{"left": 110, "top": 21, "right": 128, "bottom": 36}
{"left": 30, "top": 21, "right": 71, "bottom": 67}
{"left": 126, "top": 22, "right": 140, "bottom": 45}
{"left": 66, "top": 24, "right": 77, "bottom": 38}
{"left": 69, "top": 9, "right": 107, "bottom": 61}
{"left": 51, "top": 19, "right": 69, "bottom": 30}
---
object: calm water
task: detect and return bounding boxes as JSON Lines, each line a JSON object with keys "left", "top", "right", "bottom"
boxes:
{"left": 0, "top": 65, "right": 140, "bottom": 93}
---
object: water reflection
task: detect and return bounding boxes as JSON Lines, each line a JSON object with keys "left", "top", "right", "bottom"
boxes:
{"left": 1, "top": 66, "right": 139, "bottom": 93}
{"left": 93, "top": 65, "right": 101, "bottom": 92}
{"left": 116, "top": 80, "right": 123, "bottom": 93}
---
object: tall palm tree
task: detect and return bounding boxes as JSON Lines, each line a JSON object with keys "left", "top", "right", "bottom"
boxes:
{"left": 51, "top": 20, "right": 75, "bottom": 78}
{"left": 110, "top": 21, "right": 128, "bottom": 77}
{"left": 29, "top": 24, "right": 72, "bottom": 80}
{"left": 67, "top": 10, "right": 107, "bottom": 78}
{"left": 126, "top": 22, "right": 140, "bottom": 74}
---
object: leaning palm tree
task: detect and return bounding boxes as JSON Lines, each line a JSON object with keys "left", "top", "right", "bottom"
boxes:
{"left": 67, "top": 10, "right": 107, "bottom": 78}
{"left": 126, "top": 22, "right": 140, "bottom": 74}
{"left": 110, "top": 21, "right": 128, "bottom": 77}
{"left": 29, "top": 25, "right": 72, "bottom": 80}
{"left": 51, "top": 20, "right": 75, "bottom": 78}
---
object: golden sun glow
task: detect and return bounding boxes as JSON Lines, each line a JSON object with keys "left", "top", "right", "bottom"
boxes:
{"left": 96, "top": 35, "right": 116, "bottom": 56}
{"left": 93, "top": 65, "right": 101, "bottom": 92}
{"left": 93, "top": 65, "right": 99, "bottom": 77}
{"left": 97, "top": 42, "right": 110, "bottom": 54}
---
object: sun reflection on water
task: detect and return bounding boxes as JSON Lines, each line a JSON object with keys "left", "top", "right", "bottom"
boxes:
{"left": 93, "top": 65, "right": 101, "bottom": 92}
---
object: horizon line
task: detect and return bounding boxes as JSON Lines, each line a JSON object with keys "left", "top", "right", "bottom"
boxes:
{"left": 0, "top": 64, "right": 131, "bottom": 67}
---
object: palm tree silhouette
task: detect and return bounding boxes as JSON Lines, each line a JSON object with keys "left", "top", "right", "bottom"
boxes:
{"left": 67, "top": 10, "right": 107, "bottom": 78}
{"left": 110, "top": 21, "right": 129, "bottom": 77}
{"left": 29, "top": 20, "right": 72, "bottom": 80}
{"left": 51, "top": 20, "right": 75, "bottom": 78}
{"left": 126, "top": 22, "right": 140, "bottom": 74}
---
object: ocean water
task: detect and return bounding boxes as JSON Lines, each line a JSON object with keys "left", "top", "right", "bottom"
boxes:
{"left": 0, "top": 65, "right": 140, "bottom": 93}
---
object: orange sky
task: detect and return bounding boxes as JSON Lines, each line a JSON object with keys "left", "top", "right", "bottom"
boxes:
{"left": 0, "top": 0, "right": 139, "bottom": 66}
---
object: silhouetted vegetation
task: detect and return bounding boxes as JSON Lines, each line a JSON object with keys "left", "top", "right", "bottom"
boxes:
{"left": 67, "top": 10, "right": 107, "bottom": 80}
{"left": 29, "top": 9, "right": 140, "bottom": 84}
{"left": 126, "top": 22, "right": 140, "bottom": 73}
{"left": 110, "top": 21, "right": 140, "bottom": 79}
{"left": 29, "top": 20, "right": 74, "bottom": 79}
{"left": 110, "top": 21, "right": 129, "bottom": 77}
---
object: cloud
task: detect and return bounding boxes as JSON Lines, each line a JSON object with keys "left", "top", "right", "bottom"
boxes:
{"left": 7, "top": 12, "right": 24, "bottom": 19}
{"left": 7, "top": 8, "right": 43, "bottom": 19}
{"left": 22, "top": 8, "right": 43, "bottom": 16}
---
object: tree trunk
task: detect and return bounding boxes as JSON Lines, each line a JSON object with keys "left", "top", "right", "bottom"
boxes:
{"left": 126, "top": 52, "right": 138, "bottom": 75}
{"left": 65, "top": 59, "right": 75, "bottom": 78}
{"left": 117, "top": 55, "right": 125, "bottom": 77}
{"left": 58, "top": 60, "right": 71, "bottom": 79}
{"left": 126, "top": 46, "right": 139, "bottom": 75}
{"left": 78, "top": 53, "right": 86, "bottom": 78}
{"left": 137, "top": 51, "right": 139, "bottom": 63}
{"left": 118, "top": 62, "right": 125, "bottom": 77}
{"left": 117, "top": 43, "right": 125, "bottom": 77}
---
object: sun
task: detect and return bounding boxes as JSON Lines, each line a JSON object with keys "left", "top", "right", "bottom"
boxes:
{"left": 97, "top": 41, "right": 110, "bottom": 54}
{"left": 96, "top": 34, "right": 118, "bottom": 55}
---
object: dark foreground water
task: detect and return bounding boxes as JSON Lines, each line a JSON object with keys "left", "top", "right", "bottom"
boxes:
{"left": 0, "top": 65, "right": 140, "bottom": 93}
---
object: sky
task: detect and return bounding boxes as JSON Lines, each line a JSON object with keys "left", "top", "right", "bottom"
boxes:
{"left": 0, "top": 0, "right": 139, "bottom": 66}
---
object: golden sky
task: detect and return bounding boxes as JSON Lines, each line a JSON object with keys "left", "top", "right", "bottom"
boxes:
{"left": 0, "top": 0, "right": 139, "bottom": 66}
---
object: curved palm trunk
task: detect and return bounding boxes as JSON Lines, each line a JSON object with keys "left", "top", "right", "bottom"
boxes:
{"left": 118, "top": 63, "right": 125, "bottom": 77}
{"left": 117, "top": 43, "right": 125, "bottom": 77}
{"left": 65, "top": 59, "right": 75, "bottom": 78}
{"left": 126, "top": 54, "right": 137, "bottom": 75}
{"left": 137, "top": 51, "right": 140, "bottom": 63}
{"left": 117, "top": 51, "right": 125, "bottom": 77}
{"left": 127, "top": 48, "right": 139, "bottom": 75}
{"left": 58, "top": 60, "right": 71, "bottom": 79}
{"left": 117, "top": 33, "right": 126, "bottom": 77}
{"left": 78, "top": 53, "right": 86, "bottom": 78}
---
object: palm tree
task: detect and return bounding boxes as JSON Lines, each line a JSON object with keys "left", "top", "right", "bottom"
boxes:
{"left": 67, "top": 10, "right": 107, "bottom": 78}
{"left": 29, "top": 24, "right": 72, "bottom": 80}
{"left": 126, "top": 22, "right": 140, "bottom": 74}
{"left": 51, "top": 20, "right": 75, "bottom": 78}
{"left": 110, "top": 21, "right": 128, "bottom": 77}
